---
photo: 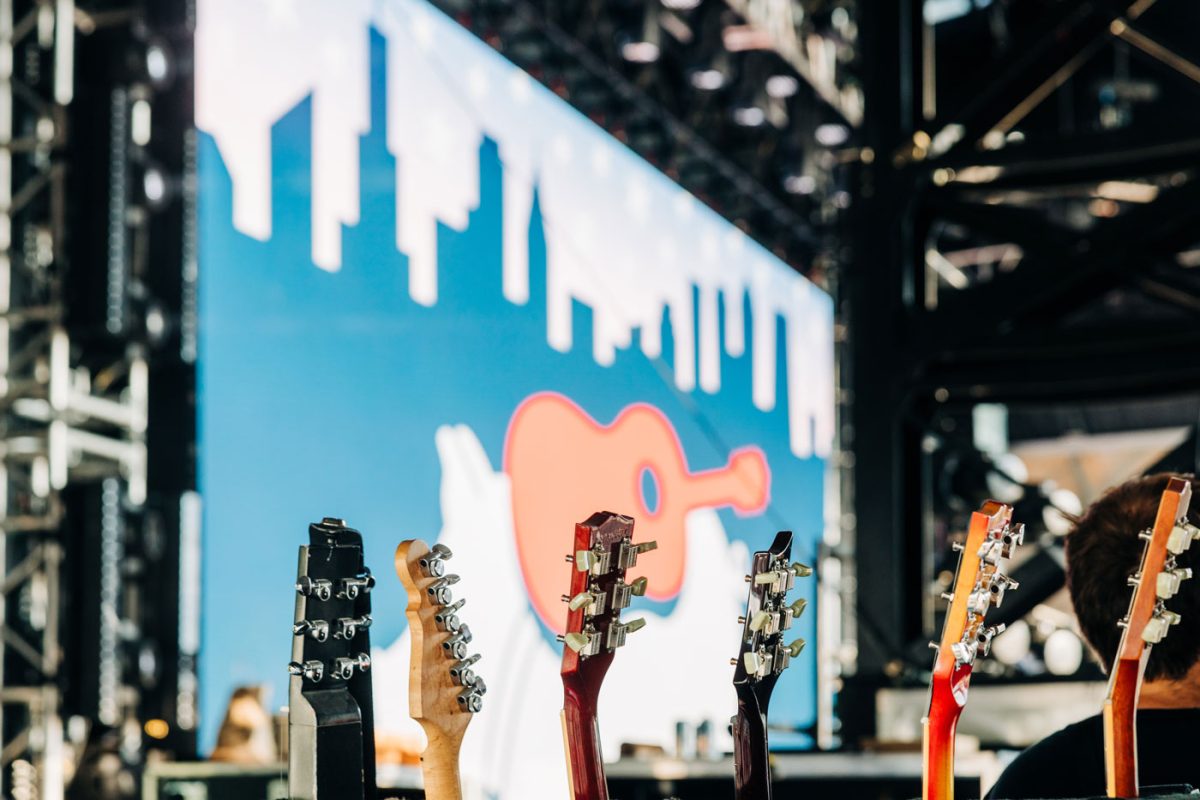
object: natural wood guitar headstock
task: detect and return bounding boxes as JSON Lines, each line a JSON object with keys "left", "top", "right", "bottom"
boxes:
{"left": 395, "top": 539, "right": 485, "bottom": 747}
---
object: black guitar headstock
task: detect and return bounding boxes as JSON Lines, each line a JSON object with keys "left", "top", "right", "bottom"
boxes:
{"left": 289, "top": 517, "right": 376, "bottom": 687}
{"left": 732, "top": 530, "right": 809, "bottom": 705}
{"left": 288, "top": 517, "right": 377, "bottom": 800}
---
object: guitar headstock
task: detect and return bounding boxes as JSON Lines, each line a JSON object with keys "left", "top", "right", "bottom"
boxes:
{"left": 558, "top": 511, "right": 656, "bottom": 682}
{"left": 1115, "top": 477, "right": 1198, "bottom": 659}
{"left": 289, "top": 517, "right": 375, "bottom": 693}
{"left": 395, "top": 539, "right": 486, "bottom": 743}
{"left": 732, "top": 531, "right": 810, "bottom": 705}
{"left": 930, "top": 501, "right": 1023, "bottom": 708}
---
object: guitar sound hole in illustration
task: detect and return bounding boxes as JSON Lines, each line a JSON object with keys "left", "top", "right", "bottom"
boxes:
{"left": 505, "top": 391, "right": 770, "bottom": 632}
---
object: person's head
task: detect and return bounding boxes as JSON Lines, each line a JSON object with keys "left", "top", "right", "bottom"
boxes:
{"left": 1066, "top": 472, "right": 1200, "bottom": 681}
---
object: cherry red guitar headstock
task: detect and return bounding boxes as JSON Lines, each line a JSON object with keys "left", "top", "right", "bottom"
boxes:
{"left": 1104, "top": 477, "right": 1198, "bottom": 798}
{"left": 558, "top": 511, "right": 656, "bottom": 800}
{"left": 923, "top": 501, "right": 1022, "bottom": 800}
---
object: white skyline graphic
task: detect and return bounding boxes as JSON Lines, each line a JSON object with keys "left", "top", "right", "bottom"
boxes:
{"left": 195, "top": 0, "right": 835, "bottom": 460}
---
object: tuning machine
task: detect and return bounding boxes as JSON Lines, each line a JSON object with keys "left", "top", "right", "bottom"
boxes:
{"left": 1168, "top": 522, "right": 1200, "bottom": 555}
{"left": 339, "top": 570, "right": 375, "bottom": 600}
{"left": 292, "top": 619, "right": 330, "bottom": 642}
{"left": 558, "top": 629, "right": 601, "bottom": 657}
{"left": 1157, "top": 567, "right": 1193, "bottom": 600}
{"left": 427, "top": 574, "right": 460, "bottom": 606}
{"left": 335, "top": 614, "right": 372, "bottom": 639}
{"left": 331, "top": 652, "right": 371, "bottom": 680}
{"left": 296, "top": 576, "right": 334, "bottom": 602}
{"left": 288, "top": 660, "right": 325, "bottom": 683}
{"left": 441, "top": 625, "right": 473, "bottom": 660}
{"left": 420, "top": 544, "right": 454, "bottom": 577}
{"left": 617, "top": 539, "right": 658, "bottom": 570}
{"left": 457, "top": 677, "right": 487, "bottom": 713}
{"left": 449, "top": 653, "right": 482, "bottom": 687}
{"left": 434, "top": 598, "right": 466, "bottom": 632}
{"left": 1144, "top": 607, "right": 1182, "bottom": 644}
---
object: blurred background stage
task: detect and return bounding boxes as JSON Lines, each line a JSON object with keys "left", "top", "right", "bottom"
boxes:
{"left": 1, "top": 0, "right": 1199, "bottom": 797}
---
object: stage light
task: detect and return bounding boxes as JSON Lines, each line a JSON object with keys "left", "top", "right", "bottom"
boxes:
{"left": 733, "top": 105, "right": 766, "bottom": 127}
{"left": 784, "top": 174, "right": 817, "bottom": 195}
{"left": 990, "top": 618, "right": 1031, "bottom": 666}
{"left": 144, "top": 719, "right": 170, "bottom": 740}
{"left": 143, "top": 168, "right": 166, "bottom": 205}
{"left": 662, "top": 0, "right": 701, "bottom": 9}
{"left": 766, "top": 74, "right": 799, "bottom": 99}
{"left": 690, "top": 68, "right": 726, "bottom": 90}
{"left": 1044, "top": 628, "right": 1084, "bottom": 676}
{"left": 146, "top": 43, "right": 170, "bottom": 84}
{"left": 815, "top": 122, "right": 849, "bottom": 146}
{"left": 620, "top": 4, "right": 661, "bottom": 64}
{"left": 1043, "top": 487, "right": 1082, "bottom": 536}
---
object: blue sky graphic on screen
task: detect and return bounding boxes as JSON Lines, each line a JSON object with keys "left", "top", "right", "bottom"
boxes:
{"left": 196, "top": 0, "right": 833, "bottom": 794}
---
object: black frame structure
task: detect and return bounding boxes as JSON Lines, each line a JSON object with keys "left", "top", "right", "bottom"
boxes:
{"left": 844, "top": 0, "right": 1200, "bottom": 742}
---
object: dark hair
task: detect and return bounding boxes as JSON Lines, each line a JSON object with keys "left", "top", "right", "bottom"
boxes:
{"left": 1066, "top": 473, "right": 1200, "bottom": 681}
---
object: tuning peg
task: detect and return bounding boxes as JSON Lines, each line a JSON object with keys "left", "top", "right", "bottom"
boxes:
{"left": 457, "top": 679, "right": 486, "bottom": 713}
{"left": 791, "top": 562, "right": 813, "bottom": 578}
{"left": 340, "top": 571, "right": 375, "bottom": 599}
{"left": 287, "top": 660, "right": 325, "bottom": 682}
{"left": 630, "top": 576, "right": 648, "bottom": 597}
{"left": 754, "top": 572, "right": 778, "bottom": 585}
{"left": 977, "top": 624, "right": 1005, "bottom": 657}
{"left": 744, "top": 574, "right": 752, "bottom": 583}
{"left": 442, "top": 625, "right": 474, "bottom": 659}
{"left": 737, "top": 615, "right": 747, "bottom": 625}
{"left": 729, "top": 657, "right": 738, "bottom": 666}
{"left": 561, "top": 631, "right": 593, "bottom": 653}
{"left": 790, "top": 598, "right": 808, "bottom": 617}
{"left": 293, "top": 619, "right": 330, "bottom": 642}
{"left": 434, "top": 599, "right": 466, "bottom": 632}
{"left": 1139, "top": 529, "right": 1154, "bottom": 542}
{"left": 940, "top": 591, "right": 955, "bottom": 602}
{"left": 928, "top": 641, "right": 940, "bottom": 651}
{"left": 331, "top": 653, "right": 371, "bottom": 680}
{"left": 295, "top": 576, "right": 334, "bottom": 602}
{"left": 1127, "top": 573, "right": 1141, "bottom": 587}
{"left": 420, "top": 555, "right": 446, "bottom": 578}
{"left": 1168, "top": 523, "right": 1200, "bottom": 555}
{"left": 743, "top": 651, "right": 763, "bottom": 674}
{"left": 431, "top": 543, "right": 453, "bottom": 560}
{"left": 624, "top": 618, "right": 647, "bottom": 635}
{"left": 785, "top": 639, "right": 806, "bottom": 658}
{"left": 1157, "top": 568, "right": 1193, "bottom": 600}
{"left": 951, "top": 541, "right": 964, "bottom": 552}
{"left": 427, "top": 575, "right": 460, "bottom": 606}
{"left": 449, "top": 654, "right": 482, "bottom": 686}
{"left": 748, "top": 610, "right": 774, "bottom": 633}
{"left": 568, "top": 591, "right": 598, "bottom": 612}
{"left": 1143, "top": 609, "right": 1182, "bottom": 644}
{"left": 574, "top": 550, "right": 596, "bottom": 572}
{"left": 336, "top": 615, "right": 372, "bottom": 639}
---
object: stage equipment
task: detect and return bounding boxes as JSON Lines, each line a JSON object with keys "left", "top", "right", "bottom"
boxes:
{"left": 395, "top": 539, "right": 486, "bottom": 800}
{"left": 731, "top": 531, "right": 809, "bottom": 800}
{"left": 923, "top": 502, "right": 1022, "bottom": 800}
{"left": 559, "top": 511, "right": 655, "bottom": 800}
{"left": 288, "top": 519, "right": 377, "bottom": 800}
{"left": 1103, "top": 478, "right": 1197, "bottom": 798}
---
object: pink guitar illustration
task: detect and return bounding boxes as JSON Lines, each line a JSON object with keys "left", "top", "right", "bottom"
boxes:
{"left": 504, "top": 392, "right": 770, "bottom": 631}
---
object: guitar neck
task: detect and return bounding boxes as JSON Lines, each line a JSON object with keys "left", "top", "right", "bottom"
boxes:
{"left": 922, "top": 691, "right": 962, "bottom": 800}
{"left": 1103, "top": 652, "right": 1148, "bottom": 798}
{"left": 733, "top": 686, "right": 772, "bottom": 800}
{"left": 418, "top": 725, "right": 465, "bottom": 800}
{"left": 562, "top": 680, "right": 609, "bottom": 800}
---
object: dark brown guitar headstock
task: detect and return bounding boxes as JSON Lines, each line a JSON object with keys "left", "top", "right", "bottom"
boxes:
{"left": 732, "top": 531, "right": 809, "bottom": 708}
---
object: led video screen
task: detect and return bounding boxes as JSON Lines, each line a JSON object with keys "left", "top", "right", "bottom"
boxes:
{"left": 196, "top": 0, "right": 833, "bottom": 794}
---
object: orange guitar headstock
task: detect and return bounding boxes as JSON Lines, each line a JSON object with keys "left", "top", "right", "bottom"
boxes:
{"left": 930, "top": 501, "right": 1023, "bottom": 701}
{"left": 395, "top": 539, "right": 486, "bottom": 744}
{"left": 559, "top": 511, "right": 656, "bottom": 675}
{"left": 1115, "top": 478, "right": 1197, "bottom": 662}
